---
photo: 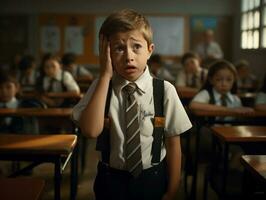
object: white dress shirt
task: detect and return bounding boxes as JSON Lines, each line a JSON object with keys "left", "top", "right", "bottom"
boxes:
{"left": 72, "top": 67, "right": 192, "bottom": 170}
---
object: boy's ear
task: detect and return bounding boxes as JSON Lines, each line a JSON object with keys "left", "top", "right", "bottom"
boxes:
{"left": 147, "top": 43, "right": 155, "bottom": 59}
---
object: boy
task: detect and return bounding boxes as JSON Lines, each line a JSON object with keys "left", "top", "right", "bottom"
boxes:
{"left": 0, "top": 71, "right": 40, "bottom": 134}
{"left": 175, "top": 51, "right": 208, "bottom": 90}
{"left": 38, "top": 53, "right": 80, "bottom": 107}
{"left": 62, "top": 52, "right": 94, "bottom": 82}
{"left": 72, "top": 9, "right": 192, "bottom": 200}
{"left": 0, "top": 71, "right": 22, "bottom": 133}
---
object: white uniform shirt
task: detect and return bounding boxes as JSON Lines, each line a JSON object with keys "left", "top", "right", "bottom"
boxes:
{"left": 255, "top": 92, "right": 266, "bottom": 105}
{"left": 0, "top": 97, "right": 19, "bottom": 125}
{"left": 175, "top": 68, "right": 208, "bottom": 89}
{"left": 195, "top": 41, "right": 223, "bottom": 59}
{"left": 43, "top": 69, "right": 80, "bottom": 93}
{"left": 72, "top": 68, "right": 192, "bottom": 170}
{"left": 191, "top": 88, "right": 242, "bottom": 121}
{"left": 73, "top": 65, "right": 93, "bottom": 79}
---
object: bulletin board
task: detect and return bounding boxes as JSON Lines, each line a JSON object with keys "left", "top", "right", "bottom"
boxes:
{"left": 38, "top": 14, "right": 98, "bottom": 64}
{"left": 38, "top": 14, "right": 189, "bottom": 64}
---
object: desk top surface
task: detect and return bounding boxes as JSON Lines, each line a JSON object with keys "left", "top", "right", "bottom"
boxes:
{"left": 191, "top": 109, "right": 266, "bottom": 117}
{"left": 0, "top": 134, "right": 77, "bottom": 155}
{"left": 211, "top": 126, "right": 266, "bottom": 142}
{"left": 241, "top": 155, "right": 266, "bottom": 183}
{"left": 0, "top": 177, "right": 45, "bottom": 200}
{"left": 0, "top": 107, "right": 72, "bottom": 117}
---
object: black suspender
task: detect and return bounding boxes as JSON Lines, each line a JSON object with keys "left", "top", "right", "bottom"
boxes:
{"left": 151, "top": 78, "right": 164, "bottom": 165}
{"left": 96, "top": 78, "right": 165, "bottom": 165}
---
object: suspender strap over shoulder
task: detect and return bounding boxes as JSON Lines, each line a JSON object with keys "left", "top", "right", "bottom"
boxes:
{"left": 95, "top": 80, "right": 112, "bottom": 164}
{"left": 151, "top": 78, "right": 165, "bottom": 165}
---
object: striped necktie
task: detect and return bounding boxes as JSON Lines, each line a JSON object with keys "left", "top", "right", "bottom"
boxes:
{"left": 221, "top": 94, "right": 227, "bottom": 106}
{"left": 47, "top": 78, "right": 56, "bottom": 92}
{"left": 123, "top": 83, "right": 142, "bottom": 178}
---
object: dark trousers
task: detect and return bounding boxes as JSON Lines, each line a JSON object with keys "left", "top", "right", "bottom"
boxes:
{"left": 94, "top": 160, "right": 168, "bottom": 200}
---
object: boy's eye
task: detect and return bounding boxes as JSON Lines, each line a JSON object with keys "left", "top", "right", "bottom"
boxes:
{"left": 114, "top": 45, "right": 124, "bottom": 53}
{"left": 133, "top": 43, "right": 142, "bottom": 50}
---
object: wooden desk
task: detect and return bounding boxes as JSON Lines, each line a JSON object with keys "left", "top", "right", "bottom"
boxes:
{"left": 241, "top": 155, "right": 266, "bottom": 198}
{"left": 241, "top": 155, "right": 266, "bottom": 184}
{"left": 210, "top": 126, "right": 266, "bottom": 195}
{"left": 0, "top": 107, "right": 72, "bottom": 117}
{"left": 0, "top": 134, "right": 77, "bottom": 200}
{"left": 0, "top": 177, "right": 45, "bottom": 200}
{"left": 20, "top": 91, "right": 83, "bottom": 100}
{"left": 176, "top": 87, "right": 198, "bottom": 105}
{"left": 188, "top": 110, "right": 266, "bottom": 199}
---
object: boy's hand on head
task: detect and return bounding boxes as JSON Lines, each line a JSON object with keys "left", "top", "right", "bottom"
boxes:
{"left": 99, "top": 35, "right": 113, "bottom": 79}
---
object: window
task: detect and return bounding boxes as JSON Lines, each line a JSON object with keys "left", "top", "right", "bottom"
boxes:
{"left": 241, "top": 0, "right": 266, "bottom": 49}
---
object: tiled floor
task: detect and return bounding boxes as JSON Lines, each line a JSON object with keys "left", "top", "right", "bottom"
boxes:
{"left": 1, "top": 139, "right": 219, "bottom": 200}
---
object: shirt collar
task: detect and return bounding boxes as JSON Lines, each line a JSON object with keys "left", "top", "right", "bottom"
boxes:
{"left": 212, "top": 88, "right": 234, "bottom": 103}
{"left": 112, "top": 66, "right": 152, "bottom": 95}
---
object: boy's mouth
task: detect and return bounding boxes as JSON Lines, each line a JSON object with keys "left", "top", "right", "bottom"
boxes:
{"left": 125, "top": 65, "right": 137, "bottom": 72}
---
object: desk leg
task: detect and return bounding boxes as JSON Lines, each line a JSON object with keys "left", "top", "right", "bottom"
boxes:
{"left": 222, "top": 143, "right": 229, "bottom": 194}
{"left": 54, "top": 157, "right": 62, "bottom": 200}
{"left": 190, "top": 123, "right": 201, "bottom": 200}
{"left": 71, "top": 145, "right": 78, "bottom": 200}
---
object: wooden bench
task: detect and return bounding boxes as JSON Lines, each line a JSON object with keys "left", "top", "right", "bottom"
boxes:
{"left": 0, "top": 177, "right": 45, "bottom": 200}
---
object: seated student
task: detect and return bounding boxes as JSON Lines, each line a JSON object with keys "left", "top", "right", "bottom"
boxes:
{"left": 148, "top": 54, "right": 175, "bottom": 82}
{"left": 254, "top": 75, "right": 266, "bottom": 111}
{"left": 175, "top": 52, "right": 208, "bottom": 90}
{"left": 0, "top": 70, "right": 39, "bottom": 134}
{"left": 18, "top": 55, "right": 39, "bottom": 92}
{"left": 189, "top": 60, "right": 254, "bottom": 170}
{"left": 62, "top": 52, "right": 94, "bottom": 82}
{"left": 235, "top": 59, "right": 258, "bottom": 93}
{"left": 37, "top": 53, "right": 80, "bottom": 107}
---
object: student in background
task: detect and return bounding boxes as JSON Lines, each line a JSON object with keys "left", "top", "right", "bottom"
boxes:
{"left": 254, "top": 75, "right": 266, "bottom": 111}
{"left": 148, "top": 54, "right": 174, "bottom": 82}
{"left": 189, "top": 60, "right": 254, "bottom": 170}
{"left": 72, "top": 9, "right": 192, "bottom": 200}
{"left": 62, "top": 52, "right": 94, "bottom": 82}
{"left": 18, "top": 55, "right": 39, "bottom": 92}
{"left": 0, "top": 70, "right": 39, "bottom": 134}
{"left": 189, "top": 59, "right": 253, "bottom": 116}
{"left": 175, "top": 52, "right": 208, "bottom": 90}
{"left": 194, "top": 29, "right": 223, "bottom": 68}
{"left": 37, "top": 53, "right": 80, "bottom": 107}
{"left": 235, "top": 59, "right": 258, "bottom": 93}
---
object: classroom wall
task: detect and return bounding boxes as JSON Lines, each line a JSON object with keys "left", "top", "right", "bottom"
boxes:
{"left": 1, "top": 0, "right": 235, "bottom": 66}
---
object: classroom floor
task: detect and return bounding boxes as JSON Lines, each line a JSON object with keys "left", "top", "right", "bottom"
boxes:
{"left": 1, "top": 139, "right": 219, "bottom": 200}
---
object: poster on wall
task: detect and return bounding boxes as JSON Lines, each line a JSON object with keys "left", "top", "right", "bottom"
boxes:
{"left": 191, "top": 17, "right": 217, "bottom": 32}
{"left": 65, "top": 26, "right": 84, "bottom": 55}
{"left": 147, "top": 16, "right": 184, "bottom": 55}
{"left": 40, "top": 26, "right": 60, "bottom": 53}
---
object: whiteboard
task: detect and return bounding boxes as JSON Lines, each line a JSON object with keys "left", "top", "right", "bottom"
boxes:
{"left": 147, "top": 16, "right": 184, "bottom": 55}
{"left": 94, "top": 16, "right": 185, "bottom": 56}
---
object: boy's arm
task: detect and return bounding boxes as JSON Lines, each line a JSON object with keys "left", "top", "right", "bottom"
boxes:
{"left": 162, "top": 135, "right": 181, "bottom": 200}
{"left": 79, "top": 35, "right": 113, "bottom": 138}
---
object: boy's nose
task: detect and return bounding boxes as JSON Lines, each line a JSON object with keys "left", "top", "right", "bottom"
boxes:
{"left": 125, "top": 48, "right": 134, "bottom": 62}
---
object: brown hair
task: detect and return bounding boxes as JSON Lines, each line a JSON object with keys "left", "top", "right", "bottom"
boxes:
{"left": 181, "top": 52, "right": 199, "bottom": 65}
{"left": 201, "top": 59, "right": 238, "bottom": 94}
{"left": 99, "top": 9, "right": 153, "bottom": 46}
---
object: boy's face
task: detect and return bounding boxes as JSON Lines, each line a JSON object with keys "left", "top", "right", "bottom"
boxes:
{"left": 184, "top": 57, "right": 200, "bottom": 74}
{"left": 210, "top": 68, "right": 235, "bottom": 95}
{"left": 44, "top": 59, "right": 61, "bottom": 78}
{"left": 109, "top": 30, "right": 154, "bottom": 81}
{"left": 0, "top": 82, "right": 19, "bottom": 103}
